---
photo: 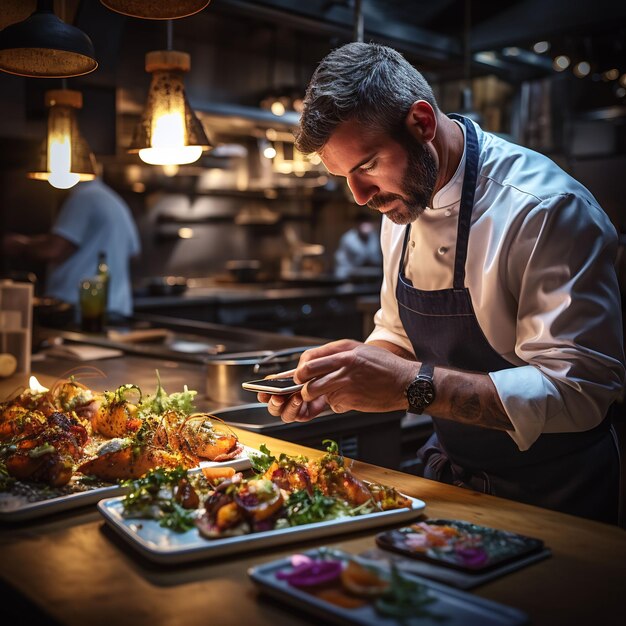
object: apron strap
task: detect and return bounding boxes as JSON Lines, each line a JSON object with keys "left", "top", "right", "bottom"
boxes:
{"left": 448, "top": 114, "right": 480, "bottom": 290}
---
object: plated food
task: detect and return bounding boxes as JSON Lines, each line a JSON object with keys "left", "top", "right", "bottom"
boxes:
{"left": 375, "top": 520, "right": 545, "bottom": 573}
{"left": 249, "top": 548, "right": 529, "bottom": 626}
{"left": 97, "top": 441, "right": 425, "bottom": 563}
{"left": 0, "top": 372, "right": 249, "bottom": 521}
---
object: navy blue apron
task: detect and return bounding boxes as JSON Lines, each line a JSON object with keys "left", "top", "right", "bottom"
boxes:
{"left": 397, "top": 115, "right": 618, "bottom": 523}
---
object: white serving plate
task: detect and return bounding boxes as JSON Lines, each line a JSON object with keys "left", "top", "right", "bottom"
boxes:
{"left": 249, "top": 548, "right": 529, "bottom": 626}
{"left": 0, "top": 445, "right": 255, "bottom": 523}
{"left": 98, "top": 494, "right": 426, "bottom": 565}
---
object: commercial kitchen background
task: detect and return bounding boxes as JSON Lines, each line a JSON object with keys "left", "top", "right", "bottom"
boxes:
{"left": 0, "top": 0, "right": 625, "bottom": 341}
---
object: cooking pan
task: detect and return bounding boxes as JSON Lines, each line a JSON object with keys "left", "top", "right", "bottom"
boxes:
{"left": 205, "top": 345, "right": 318, "bottom": 405}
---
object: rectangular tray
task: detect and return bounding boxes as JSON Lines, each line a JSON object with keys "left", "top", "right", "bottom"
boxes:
{"left": 248, "top": 548, "right": 529, "bottom": 626}
{"left": 375, "top": 520, "right": 545, "bottom": 573}
{"left": 0, "top": 445, "right": 255, "bottom": 523}
{"left": 98, "top": 494, "right": 426, "bottom": 565}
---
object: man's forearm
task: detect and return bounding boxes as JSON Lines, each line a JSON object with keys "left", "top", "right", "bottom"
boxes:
{"left": 430, "top": 367, "right": 513, "bottom": 431}
{"left": 366, "top": 338, "right": 416, "bottom": 360}
{"left": 368, "top": 340, "right": 513, "bottom": 431}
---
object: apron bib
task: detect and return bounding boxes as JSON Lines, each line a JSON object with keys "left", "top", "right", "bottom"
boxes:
{"left": 396, "top": 115, "right": 618, "bottom": 523}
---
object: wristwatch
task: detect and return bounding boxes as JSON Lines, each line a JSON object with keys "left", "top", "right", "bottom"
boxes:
{"left": 406, "top": 363, "right": 435, "bottom": 414}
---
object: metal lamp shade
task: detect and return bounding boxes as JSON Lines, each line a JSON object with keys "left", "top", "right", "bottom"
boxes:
{"left": 128, "top": 50, "right": 211, "bottom": 166}
{"left": 28, "top": 90, "right": 97, "bottom": 189}
{"left": 100, "top": 1, "right": 211, "bottom": 20}
{"left": 0, "top": 0, "right": 97, "bottom": 78}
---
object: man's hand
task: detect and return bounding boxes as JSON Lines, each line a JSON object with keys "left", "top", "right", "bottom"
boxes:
{"left": 258, "top": 339, "right": 419, "bottom": 422}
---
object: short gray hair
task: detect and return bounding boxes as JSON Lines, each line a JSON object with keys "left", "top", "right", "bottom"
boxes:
{"left": 295, "top": 42, "right": 438, "bottom": 155}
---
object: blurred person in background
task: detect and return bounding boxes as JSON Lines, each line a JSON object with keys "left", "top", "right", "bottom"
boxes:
{"left": 3, "top": 170, "right": 140, "bottom": 319}
{"left": 334, "top": 211, "right": 383, "bottom": 280}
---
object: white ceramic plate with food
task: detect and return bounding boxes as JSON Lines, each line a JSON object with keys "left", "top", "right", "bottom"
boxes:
{"left": 97, "top": 493, "right": 426, "bottom": 565}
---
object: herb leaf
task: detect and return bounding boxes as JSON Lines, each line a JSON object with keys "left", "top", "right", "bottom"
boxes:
{"left": 249, "top": 443, "right": 276, "bottom": 474}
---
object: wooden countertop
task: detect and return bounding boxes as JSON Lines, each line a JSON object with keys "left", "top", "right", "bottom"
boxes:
{"left": 1, "top": 372, "right": 625, "bottom": 625}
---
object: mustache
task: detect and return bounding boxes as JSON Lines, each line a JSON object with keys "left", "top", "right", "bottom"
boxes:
{"left": 367, "top": 193, "right": 404, "bottom": 211}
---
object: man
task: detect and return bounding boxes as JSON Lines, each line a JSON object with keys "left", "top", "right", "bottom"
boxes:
{"left": 259, "top": 42, "right": 625, "bottom": 523}
{"left": 3, "top": 175, "right": 140, "bottom": 318}
{"left": 334, "top": 211, "right": 383, "bottom": 280}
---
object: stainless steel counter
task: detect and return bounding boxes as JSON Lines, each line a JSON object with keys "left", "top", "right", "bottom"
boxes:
{"left": 132, "top": 280, "right": 382, "bottom": 340}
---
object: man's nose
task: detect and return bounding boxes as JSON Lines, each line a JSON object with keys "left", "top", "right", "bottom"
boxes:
{"left": 347, "top": 175, "right": 378, "bottom": 206}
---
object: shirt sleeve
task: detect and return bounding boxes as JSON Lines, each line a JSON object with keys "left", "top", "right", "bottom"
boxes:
{"left": 491, "top": 193, "right": 625, "bottom": 450}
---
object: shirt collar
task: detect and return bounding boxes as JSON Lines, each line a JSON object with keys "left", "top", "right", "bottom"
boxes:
{"left": 429, "top": 119, "right": 466, "bottom": 211}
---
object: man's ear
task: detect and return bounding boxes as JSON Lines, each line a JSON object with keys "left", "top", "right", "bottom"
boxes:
{"left": 404, "top": 101, "right": 437, "bottom": 143}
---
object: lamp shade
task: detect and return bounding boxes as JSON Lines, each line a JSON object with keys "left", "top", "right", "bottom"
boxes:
{"left": 128, "top": 50, "right": 211, "bottom": 166}
{"left": 100, "top": 1, "right": 210, "bottom": 20}
{"left": 0, "top": 0, "right": 97, "bottom": 78}
{"left": 28, "top": 89, "right": 97, "bottom": 189}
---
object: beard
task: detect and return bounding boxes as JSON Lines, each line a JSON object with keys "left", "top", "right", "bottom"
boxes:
{"left": 367, "top": 137, "right": 438, "bottom": 225}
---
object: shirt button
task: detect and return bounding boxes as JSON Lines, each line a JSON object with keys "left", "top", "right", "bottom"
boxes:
{"left": 437, "top": 246, "right": 448, "bottom": 256}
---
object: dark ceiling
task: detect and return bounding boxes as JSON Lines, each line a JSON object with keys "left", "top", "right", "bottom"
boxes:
{"left": 204, "top": 0, "right": 626, "bottom": 83}
{"left": 3, "top": 1, "right": 625, "bottom": 93}
{"left": 2, "top": 0, "right": 626, "bottom": 146}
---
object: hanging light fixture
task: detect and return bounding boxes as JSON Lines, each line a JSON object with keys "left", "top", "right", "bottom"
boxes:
{"left": 129, "top": 47, "right": 212, "bottom": 166}
{"left": 0, "top": 0, "right": 97, "bottom": 78}
{"left": 28, "top": 89, "right": 96, "bottom": 189}
{"left": 100, "top": 1, "right": 211, "bottom": 20}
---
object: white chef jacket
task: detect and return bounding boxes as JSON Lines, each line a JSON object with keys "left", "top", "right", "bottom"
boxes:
{"left": 367, "top": 119, "right": 625, "bottom": 451}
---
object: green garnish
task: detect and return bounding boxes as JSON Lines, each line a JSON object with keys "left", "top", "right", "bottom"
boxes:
{"left": 249, "top": 443, "right": 276, "bottom": 474}
{"left": 282, "top": 487, "right": 353, "bottom": 526}
{"left": 319, "top": 439, "right": 345, "bottom": 468}
{"left": 121, "top": 466, "right": 196, "bottom": 532}
{"left": 0, "top": 462, "right": 15, "bottom": 491}
{"left": 375, "top": 564, "right": 442, "bottom": 621}
{"left": 137, "top": 370, "right": 197, "bottom": 419}
{"left": 103, "top": 384, "right": 142, "bottom": 406}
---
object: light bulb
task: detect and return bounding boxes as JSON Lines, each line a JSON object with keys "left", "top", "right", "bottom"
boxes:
{"left": 139, "top": 100, "right": 202, "bottom": 165}
{"left": 130, "top": 50, "right": 210, "bottom": 166}
{"left": 270, "top": 100, "right": 285, "bottom": 116}
{"left": 553, "top": 55, "right": 570, "bottom": 71}
{"left": 47, "top": 109, "right": 80, "bottom": 189}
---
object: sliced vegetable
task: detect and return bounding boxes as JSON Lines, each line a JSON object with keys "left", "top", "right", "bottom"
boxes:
{"left": 340, "top": 560, "right": 390, "bottom": 597}
{"left": 201, "top": 466, "right": 236, "bottom": 483}
{"left": 276, "top": 560, "right": 343, "bottom": 588}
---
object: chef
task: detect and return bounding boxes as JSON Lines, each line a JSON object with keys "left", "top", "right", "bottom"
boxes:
{"left": 260, "top": 42, "right": 625, "bottom": 524}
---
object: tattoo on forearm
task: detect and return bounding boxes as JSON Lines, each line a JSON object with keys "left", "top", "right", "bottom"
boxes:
{"left": 448, "top": 383, "right": 512, "bottom": 431}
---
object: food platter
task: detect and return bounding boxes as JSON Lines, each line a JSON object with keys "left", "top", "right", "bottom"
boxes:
{"left": 0, "top": 374, "right": 253, "bottom": 522}
{"left": 0, "top": 446, "right": 256, "bottom": 523}
{"left": 97, "top": 493, "right": 426, "bottom": 564}
{"left": 248, "top": 548, "right": 529, "bottom": 626}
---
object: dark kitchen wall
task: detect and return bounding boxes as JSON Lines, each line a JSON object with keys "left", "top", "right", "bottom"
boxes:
{"left": 1, "top": 1, "right": 625, "bottom": 294}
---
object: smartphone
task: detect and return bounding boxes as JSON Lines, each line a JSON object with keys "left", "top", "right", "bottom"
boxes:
{"left": 241, "top": 377, "right": 304, "bottom": 395}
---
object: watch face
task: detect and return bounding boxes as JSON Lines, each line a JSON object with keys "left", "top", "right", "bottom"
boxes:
{"left": 407, "top": 378, "right": 435, "bottom": 413}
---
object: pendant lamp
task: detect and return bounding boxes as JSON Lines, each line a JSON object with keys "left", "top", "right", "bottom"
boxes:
{"left": 28, "top": 89, "right": 97, "bottom": 189}
{"left": 0, "top": 0, "right": 97, "bottom": 78}
{"left": 100, "top": 1, "right": 211, "bottom": 20}
{"left": 128, "top": 49, "right": 212, "bottom": 166}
